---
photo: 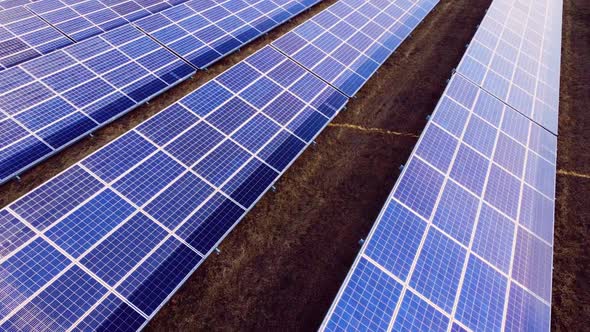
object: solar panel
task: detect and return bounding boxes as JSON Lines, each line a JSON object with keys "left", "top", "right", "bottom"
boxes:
{"left": 0, "top": 24, "right": 194, "bottom": 184}
{"left": 26, "top": 0, "right": 188, "bottom": 42}
{"left": 134, "top": 0, "right": 321, "bottom": 69}
{"left": 271, "top": 0, "right": 439, "bottom": 97}
{"left": 321, "top": 73, "right": 557, "bottom": 332}
{"left": 0, "top": 6, "right": 72, "bottom": 69}
{"left": 0, "top": 46, "right": 347, "bottom": 330}
{"left": 456, "top": 0, "right": 562, "bottom": 134}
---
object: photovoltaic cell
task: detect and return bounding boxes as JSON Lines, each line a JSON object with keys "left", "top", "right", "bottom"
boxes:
{"left": 272, "top": 0, "right": 440, "bottom": 96}
{"left": 393, "top": 157, "right": 444, "bottom": 219}
{"left": 392, "top": 290, "right": 449, "bottom": 331}
{"left": 73, "top": 294, "right": 146, "bottom": 332}
{"left": 80, "top": 213, "right": 168, "bottom": 286}
{"left": 365, "top": 200, "right": 426, "bottom": 281}
{"left": 0, "top": 209, "right": 35, "bottom": 257}
{"left": 0, "top": 46, "right": 347, "bottom": 330}
{"left": 472, "top": 203, "right": 515, "bottom": 273}
{"left": 0, "top": 24, "right": 194, "bottom": 184}
{"left": 3, "top": 265, "right": 107, "bottom": 331}
{"left": 409, "top": 227, "right": 466, "bottom": 313}
{"left": 0, "top": 6, "right": 72, "bottom": 69}
{"left": 0, "top": 237, "right": 70, "bottom": 319}
{"left": 322, "top": 72, "right": 557, "bottom": 331}
{"left": 45, "top": 188, "right": 136, "bottom": 258}
{"left": 432, "top": 180, "right": 478, "bottom": 246}
{"left": 505, "top": 282, "right": 551, "bottom": 331}
{"left": 455, "top": 256, "right": 508, "bottom": 331}
{"left": 324, "top": 257, "right": 403, "bottom": 332}
{"left": 115, "top": 237, "right": 202, "bottom": 316}
{"left": 511, "top": 228, "right": 553, "bottom": 302}
{"left": 415, "top": 124, "right": 458, "bottom": 173}
{"left": 10, "top": 165, "right": 104, "bottom": 230}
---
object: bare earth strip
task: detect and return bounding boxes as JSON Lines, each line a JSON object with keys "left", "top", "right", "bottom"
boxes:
{"left": 552, "top": 0, "right": 590, "bottom": 329}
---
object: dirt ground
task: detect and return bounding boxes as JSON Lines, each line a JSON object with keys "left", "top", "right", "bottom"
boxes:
{"left": 0, "top": 0, "right": 586, "bottom": 330}
{"left": 551, "top": 0, "right": 590, "bottom": 330}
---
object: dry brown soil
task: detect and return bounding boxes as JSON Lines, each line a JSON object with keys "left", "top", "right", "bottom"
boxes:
{"left": 0, "top": 0, "right": 586, "bottom": 330}
{"left": 551, "top": 0, "right": 590, "bottom": 330}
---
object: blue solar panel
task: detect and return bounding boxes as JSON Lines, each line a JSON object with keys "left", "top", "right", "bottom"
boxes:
{"left": 505, "top": 282, "right": 551, "bottom": 331}
{"left": 116, "top": 237, "right": 202, "bottom": 316}
{"left": 450, "top": 144, "right": 490, "bottom": 196}
{"left": 393, "top": 157, "right": 445, "bottom": 219}
{"left": 455, "top": 256, "right": 508, "bottom": 331}
{"left": 410, "top": 227, "right": 467, "bottom": 313}
{"left": 0, "top": 46, "right": 347, "bottom": 330}
{"left": 512, "top": 228, "right": 553, "bottom": 302}
{"left": 322, "top": 72, "right": 557, "bottom": 331}
{"left": 471, "top": 203, "right": 515, "bottom": 273}
{"left": 0, "top": 6, "right": 72, "bottom": 69}
{"left": 0, "top": 24, "right": 193, "bottom": 184}
{"left": 80, "top": 213, "right": 168, "bottom": 286}
{"left": 272, "top": 0, "right": 439, "bottom": 96}
{"left": 135, "top": 0, "right": 321, "bottom": 69}
{"left": 0, "top": 238, "right": 70, "bottom": 319}
{"left": 74, "top": 293, "right": 146, "bottom": 331}
{"left": 11, "top": 165, "right": 104, "bottom": 230}
{"left": 392, "top": 290, "right": 450, "bottom": 331}
{"left": 5, "top": 265, "right": 107, "bottom": 331}
{"left": 364, "top": 200, "right": 426, "bottom": 281}
{"left": 325, "top": 257, "right": 403, "bottom": 332}
{"left": 45, "top": 189, "right": 136, "bottom": 257}
{"left": 432, "top": 180, "right": 479, "bottom": 246}
{"left": 456, "top": 0, "right": 562, "bottom": 134}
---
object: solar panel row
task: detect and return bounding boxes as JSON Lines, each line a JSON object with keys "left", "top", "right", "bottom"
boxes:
{"left": 0, "top": 6, "right": 72, "bottom": 69}
{"left": 135, "top": 0, "right": 320, "bottom": 69}
{"left": 0, "top": 0, "right": 321, "bottom": 184}
{"left": 0, "top": 0, "right": 320, "bottom": 71}
{"left": 321, "top": 0, "right": 562, "bottom": 329}
{"left": 26, "top": 0, "right": 188, "bottom": 42}
{"left": 0, "top": 24, "right": 193, "bottom": 184}
{"left": 457, "top": 0, "right": 562, "bottom": 134}
{"left": 0, "top": 46, "right": 348, "bottom": 331}
{"left": 272, "top": 0, "right": 439, "bottom": 96}
{"left": 322, "top": 72, "right": 557, "bottom": 332}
